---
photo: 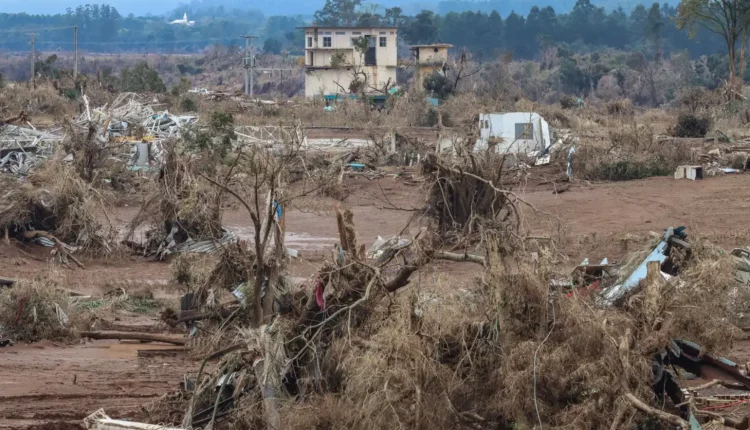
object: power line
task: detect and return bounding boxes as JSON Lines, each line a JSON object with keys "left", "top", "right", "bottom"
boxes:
{"left": 0, "top": 25, "right": 77, "bottom": 34}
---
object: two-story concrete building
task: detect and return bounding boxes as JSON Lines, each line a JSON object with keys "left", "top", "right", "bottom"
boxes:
{"left": 301, "top": 26, "right": 398, "bottom": 98}
{"left": 410, "top": 44, "right": 453, "bottom": 90}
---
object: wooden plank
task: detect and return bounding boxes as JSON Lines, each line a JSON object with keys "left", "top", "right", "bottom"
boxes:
{"left": 136, "top": 348, "right": 187, "bottom": 358}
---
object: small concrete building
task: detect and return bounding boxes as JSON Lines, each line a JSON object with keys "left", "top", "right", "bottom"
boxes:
{"left": 474, "top": 112, "right": 552, "bottom": 154}
{"left": 301, "top": 26, "right": 398, "bottom": 98}
{"left": 410, "top": 44, "right": 453, "bottom": 90}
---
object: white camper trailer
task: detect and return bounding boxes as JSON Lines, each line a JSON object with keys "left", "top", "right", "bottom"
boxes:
{"left": 474, "top": 112, "right": 551, "bottom": 155}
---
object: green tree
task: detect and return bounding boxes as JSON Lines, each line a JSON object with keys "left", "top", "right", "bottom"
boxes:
{"left": 314, "top": 0, "right": 362, "bottom": 26}
{"left": 630, "top": 4, "right": 649, "bottom": 35}
{"left": 560, "top": 58, "right": 587, "bottom": 94}
{"left": 504, "top": 12, "right": 528, "bottom": 57}
{"left": 264, "top": 38, "right": 282, "bottom": 54}
{"left": 35, "top": 55, "right": 61, "bottom": 79}
{"left": 646, "top": 3, "right": 664, "bottom": 60}
{"left": 119, "top": 61, "right": 166, "bottom": 93}
{"left": 384, "top": 7, "right": 406, "bottom": 27}
{"left": 356, "top": 12, "right": 383, "bottom": 27}
{"left": 423, "top": 72, "right": 454, "bottom": 100}
{"left": 677, "top": 0, "right": 750, "bottom": 96}
{"left": 402, "top": 10, "right": 440, "bottom": 45}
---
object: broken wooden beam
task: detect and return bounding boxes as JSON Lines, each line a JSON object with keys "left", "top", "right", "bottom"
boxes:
{"left": 137, "top": 348, "right": 187, "bottom": 358}
{"left": 80, "top": 331, "right": 186, "bottom": 346}
{"left": 433, "top": 251, "right": 485, "bottom": 266}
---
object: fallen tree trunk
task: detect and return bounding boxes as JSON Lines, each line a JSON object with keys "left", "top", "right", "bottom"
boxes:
{"left": 80, "top": 331, "right": 186, "bottom": 346}
{"left": 434, "top": 251, "right": 485, "bottom": 266}
{"left": 0, "top": 277, "right": 15, "bottom": 287}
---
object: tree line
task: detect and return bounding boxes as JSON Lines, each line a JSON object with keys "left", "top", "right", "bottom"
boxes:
{"left": 0, "top": 0, "right": 727, "bottom": 61}
{"left": 314, "top": 0, "right": 722, "bottom": 61}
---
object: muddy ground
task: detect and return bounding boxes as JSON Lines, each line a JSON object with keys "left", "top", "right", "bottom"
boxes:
{"left": 2, "top": 171, "right": 750, "bottom": 428}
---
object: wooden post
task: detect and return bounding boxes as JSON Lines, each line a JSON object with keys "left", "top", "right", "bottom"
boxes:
{"left": 29, "top": 33, "right": 35, "bottom": 88}
{"left": 73, "top": 26, "right": 78, "bottom": 80}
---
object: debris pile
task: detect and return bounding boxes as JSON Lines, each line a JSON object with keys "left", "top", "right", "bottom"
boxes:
{"left": 0, "top": 273, "right": 80, "bottom": 342}
{"left": 78, "top": 93, "right": 198, "bottom": 141}
{"left": 0, "top": 160, "right": 116, "bottom": 255}
{"left": 0, "top": 121, "right": 65, "bottom": 176}
{"left": 124, "top": 139, "right": 226, "bottom": 258}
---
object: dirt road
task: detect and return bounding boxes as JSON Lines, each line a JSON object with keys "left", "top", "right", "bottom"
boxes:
{"left": 0, "top": 340, "right": 194, "bottom": 429}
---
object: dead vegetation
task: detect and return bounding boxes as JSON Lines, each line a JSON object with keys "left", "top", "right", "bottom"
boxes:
{"left": 0, "top": 272, "right": 82, "bottom": 342}
{"left": 3, "top": 49, "right": 750, "bottom": 430}
{"left": 0, "top": 159, "right": 116, "bottom": 254}
{"left": 574, "top": 122, "right": 700, "bottom": 181}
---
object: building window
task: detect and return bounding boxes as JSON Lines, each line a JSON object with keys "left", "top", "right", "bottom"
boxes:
{"left": 352, "top": 32, "right": 361, "bottom": 35}
{"left": 324, "top": 31, "right": 332, "bottom": 35}
{"left": 379, "top": 37, "right": 387, "bottom": 47}
{"left": 515, "top": 123, "right": 534, "bottom": 139}
{"left": 379, "top": 31, "right": 386, "bottom": 35}
{"left": 336, "top": 31, "right": 346, "bottom": 35}
{"left": 323, "top": 37, "right": 332, "bottom": 47}
{"left": 307, "top": 37, "right": 313, "bottom": 48}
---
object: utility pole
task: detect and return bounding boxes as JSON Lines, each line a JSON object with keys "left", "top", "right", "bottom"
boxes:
{"left": 29, "top": 33, "right": 35, "bottom": 88}
{"left": 241, "top": 35, "right": 258, "bottom": 97}
{"left": 73, "top": 26, "right": 78, "bottom": 80}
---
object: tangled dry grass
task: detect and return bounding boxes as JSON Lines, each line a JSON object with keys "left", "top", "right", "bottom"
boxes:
{"left": 0, "top": 159, "right": 116, "bottom": 253}
{"left": 0, "top": 272, "right": 83, "bottom": 342}
{"left": 574, "top": 123, "right": 701, "bottom": 181}
{"left": 126, "top": 139, "right": 225, "bottom": 245}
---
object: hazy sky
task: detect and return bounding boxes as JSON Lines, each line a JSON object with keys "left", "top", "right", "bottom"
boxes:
{"left": 0, "top": 0, "right": 184, "bottom": 15}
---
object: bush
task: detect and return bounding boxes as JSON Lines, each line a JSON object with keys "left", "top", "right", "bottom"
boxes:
{"left": 119, "top": 61, "right": 166, "bottom": 93}
{"left": 671, "top": 113, "right": 712, "bottom": 138}
{"left": 171, "top": 77, "right": 192, "bottom": 96}
{"left": 63, "top": 88, "right": 81, "bottom": 100}
{"left": 590, "top": 157, "right": 674, "bottom": 181}
{"left": 606, "top": 99, "right": 634, "bottom": 116}
{"left": 560, "top": 95, "right": 577, "bottom": 109}
{"left": 181, "top": 97, "right": 198, "bottom": 112}
{"left": 0, "top": 275, "right": 80, "bottom": 342}
{"left": 423, "top": 72, "right": 454, "bottom": 100}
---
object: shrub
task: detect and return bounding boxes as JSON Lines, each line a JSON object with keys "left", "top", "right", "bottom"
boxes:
{"left": 423, "top": 72, "right": 454, "bottom": 100}
{"left": 0, "top": 275, "right": 81, "bottom": 342}
{"left": 671, "top": 113, "right": 712, "bottom": 138}
{"left": 119, "top": 61, "right": 166, "bottom": 93}
{"left": 560, "top": 96, "right": 577, "bottom": 109}
{"left": 181, "top": 97, "right": 198, "bottom": 112}
{"left": 606, "top": 99, "right": 634, "bottom": 116}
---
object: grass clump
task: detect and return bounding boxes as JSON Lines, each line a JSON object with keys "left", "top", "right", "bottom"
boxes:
{"left": 0, "top": 274, "right": 81, "bottom": 342}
